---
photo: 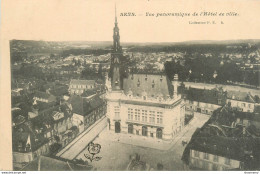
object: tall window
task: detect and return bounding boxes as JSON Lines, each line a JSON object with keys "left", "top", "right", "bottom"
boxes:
{"left": 128, "top": 108, "right": 133, "bottom": 120}
{"left": 142, "top": 126, "right": 148, "bottom": 136}
{"left": 134, "top": 109, "right": 140, "bottom": 121}
{"left": 204, "top": 152, "right": 209, "bottom": 160}
{"left": 142, "top": 110, "right": 147, "bottom": 122}
{"left": 156, "top": 128, "right": 162, "bottom": 139}
{"left": 128, "top": 124, "right": 133, "bottom": 134}
{"left": 202, "top": 161, "right": 209, "bottom": 170}
{"left": 194, "top": 150, "right": 199, "bottom": 158}
{"left": 213, "top": 155, "right": 218, "bottom": 162}
{"left": 149, "top": 111, "right": 155, "bottom": 123}
{"left": 212, "top": 164, "right": 218, "bottom": 170}
{"left": 194, "top": 159, "right": 199, "bottom": 167}
{"left": 225, "top": 158, "right": 230, "bottom": 165}
{"left": 114, "top": 106, "right": 120, "bottom": 118}
{"left": 156, "top": 112, "right": 163, "bottom": 124}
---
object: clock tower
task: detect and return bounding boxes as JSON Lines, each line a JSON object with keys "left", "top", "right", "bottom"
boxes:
{"left": 110, "top": 5, "right": 123, "bottom": 91}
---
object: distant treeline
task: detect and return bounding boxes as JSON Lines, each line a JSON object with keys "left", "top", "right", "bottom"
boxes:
{"left": 128, "top": 43, "right": 258, "bottom": 54}
{"left": 61, "top": 49, "right": 111, "bottom": 57}
{"left": 164, "top": 56, "right": 259, "bottom": 87}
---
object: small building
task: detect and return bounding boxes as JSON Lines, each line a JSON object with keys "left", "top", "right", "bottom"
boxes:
{"left": 12, "top": 123, "right": 50, "bottom": 169}
{"left": 182, "top": 106, "right": 260, "bottom": 171}
{"left": 69, "top": 79, "right": 96, "bottom": 95}
{"left": 183, "top": 87, "right": 226, "bottom": 116}
{"left": 33, "top": 91, "right": 56, "bottom": 104}
{"left": 29, "top": 103, "right": 75, "bottom": 147}
{"left": 70, "top": 95, "right": 106, "bottom": 133}
{"left": 226, "top": 91, "right": 255, "bottom": 113}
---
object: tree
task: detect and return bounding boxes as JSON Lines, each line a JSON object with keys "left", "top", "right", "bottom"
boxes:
{"left": 81, "top": 68, "right": 98, "bottom": 80}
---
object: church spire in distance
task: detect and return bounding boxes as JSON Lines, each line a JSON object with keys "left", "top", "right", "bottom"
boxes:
{"left": 115, "top": 3, "right": 118, "bottom": 25}
{"left": 110, "top": 3, "right": 123, "bottom": 91}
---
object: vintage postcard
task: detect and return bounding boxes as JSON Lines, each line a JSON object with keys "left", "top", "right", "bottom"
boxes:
{"left": 1, "top": 0, "right": 260, "bottom": 172}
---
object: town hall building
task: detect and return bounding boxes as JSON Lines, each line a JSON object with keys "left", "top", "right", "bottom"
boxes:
{"left": 105, "top": 9, "right": 185, "bottom": 141}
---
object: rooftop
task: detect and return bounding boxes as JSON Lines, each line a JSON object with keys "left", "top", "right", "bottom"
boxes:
{"left": 227, "top": 90, "right": 255, "bottom": 103}
{"left": 70, "top": 95, "right": 105, "bottom": 116}
{"left": 123, "top": 74, "right": 173, "bottom": 100}
{"left": 184, "top": 87, "right": 226, "bottom": 105}
{"left": 70, "top": 79, "right": 95, "bottom": 86}
{"left": 22, "top": 155, "right": 92, "bottom": 171}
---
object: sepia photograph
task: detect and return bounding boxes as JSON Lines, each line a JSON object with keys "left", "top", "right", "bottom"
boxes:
{"left": 1, "top": 0, "right": 260, "bottom": 172}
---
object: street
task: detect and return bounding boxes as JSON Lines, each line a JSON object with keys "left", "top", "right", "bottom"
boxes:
{"left": 56, "top": 116, "right": 107, "bottom": 160}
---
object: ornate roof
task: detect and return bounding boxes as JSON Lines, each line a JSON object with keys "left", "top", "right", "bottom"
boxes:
{"left": 123, "top": 74, "right": 173, "bottom": 99}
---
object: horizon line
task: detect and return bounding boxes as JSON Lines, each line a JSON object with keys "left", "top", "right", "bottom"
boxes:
{"left": 10, "top": 38, "right": 260, "bottom": 44}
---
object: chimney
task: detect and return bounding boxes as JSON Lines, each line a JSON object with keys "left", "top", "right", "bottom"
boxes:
{"left": 172, "top": 74, "right": 179, "bottom": 97}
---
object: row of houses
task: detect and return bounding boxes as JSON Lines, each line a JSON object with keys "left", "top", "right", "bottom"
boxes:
{"left": 182, "top": 86, "right": 258, "bottom": 117}
{"left": 12, "top": 103, "right": 77, "bottom": 169}
{"left": 12, "top": 79, "right": 107, "bottom": 170}
{"left": 182, "top": 106, "right": 260, "bottom": 171}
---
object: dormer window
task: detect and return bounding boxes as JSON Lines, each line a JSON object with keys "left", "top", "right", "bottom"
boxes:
{"left": 160, "top": 75, "right": 163, "bottom": 82}
{"left": 18, "top": 142, "right": 23, "bottom": 152}
{"left": 115, "top": 79, "right": 118, "bottom": 85}
{"left": 152, "top": 80, "right": 155, "bottom": 88}
{"left": 137, "top": 79, "right": 140, "bottom": 87}
{"left": 26, "top": 144, "right": 31, "bottom": 152}
{"left": 145, "top": 74, "right": 148, "bottom": 81}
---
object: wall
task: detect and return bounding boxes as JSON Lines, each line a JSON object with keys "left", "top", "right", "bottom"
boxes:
{"left": 190, "top": 149, "right": 241, "bottom": 170}
{"left": 227, "top": 99, "right": 254, "bottom": 113}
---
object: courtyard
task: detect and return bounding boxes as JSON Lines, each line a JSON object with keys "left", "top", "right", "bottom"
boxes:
{"left": 75, "top": 113, "right": 209, "bottom": 170}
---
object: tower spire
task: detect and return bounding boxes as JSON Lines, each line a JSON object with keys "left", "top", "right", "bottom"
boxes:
{"left": 115, "top": 3, "right": 117, "bottom": 25}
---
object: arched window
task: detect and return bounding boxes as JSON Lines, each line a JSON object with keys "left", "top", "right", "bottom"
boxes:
{"left": 115, "top": 121, "right": 121, "bottom": 133}
{"left": 142, "top": 126, "right": 148, "bottom": 136}
{"left": 156, "top": 128, "right": 162, "bottom": 139}
{"left": 128, "top": 124, "right": 133, "bottom": 134}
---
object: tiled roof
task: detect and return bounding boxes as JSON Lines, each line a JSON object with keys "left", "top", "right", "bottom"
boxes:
{"left": 81, "top": 89, "right": 97, "bottom": 98}
{"left": 188, "top": 130, "right": 246, "bottom": 161}
{"left": 49, "top": 86, "right": 69, "bottom": 96}
{"left": 123, "top": 73, "right": 173, "bottom": 99}
{"left": 182, "top": 106, "right": 260, "bottom": 167}
{"left": 212, "top": 106, "right": 257, "bottom": 127}
{"left": 22, "top": 156, "right": 92, "bottom": 171}
{"left": 12, "top": 123, "right": 49, "bottom": 152}
{"left": 34, "top": 91, "right": 56, "bottom": 101}
{"left": 227, "top": 90, "right": 255, "bottom": 103}
{"left": 70, "top": 95, "right": 105, "bottom": 116}
{"left": 70, "top": 79, "right": 95, "bottom": 86}
{"left": 184, "top": 87, "right": 226, "bottom": 105}
{"left": 30, "top": 103, "right": 73, "bottom": 129}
